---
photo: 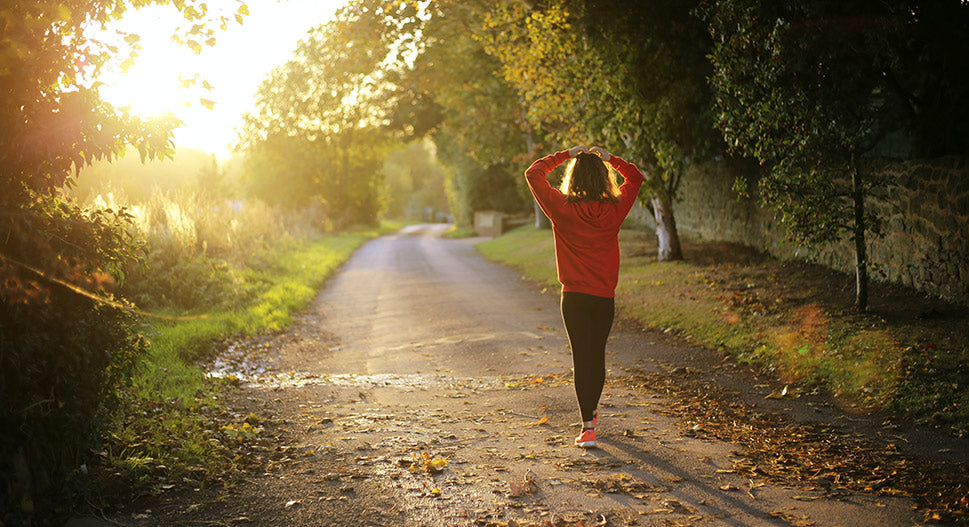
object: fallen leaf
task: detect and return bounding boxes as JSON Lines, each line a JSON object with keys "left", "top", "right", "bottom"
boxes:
{"left": 765, "top": 385, "right": 789, "bottom": 399}
{"left": 410, "top": 451, "right": 448, "bottom": 473}
{"left": 529, "top": 416, "right": 548, "bottom": 426}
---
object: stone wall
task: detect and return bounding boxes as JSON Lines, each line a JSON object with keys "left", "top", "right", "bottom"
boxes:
{"left": 656, "top": 157, "right": 969, "bottom": 305}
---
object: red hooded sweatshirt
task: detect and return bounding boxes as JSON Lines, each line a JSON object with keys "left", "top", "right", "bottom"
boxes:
{"left": 525, "top": 150, "right": 644, "bottom": 298}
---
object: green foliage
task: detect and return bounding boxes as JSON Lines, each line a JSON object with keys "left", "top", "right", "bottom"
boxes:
{"left": 381, "top": 139, "right": 449, "bottom": 221}
{"left": 702, "top": 0, "right": 969, "bottom": 234}
{"left": 1, "top": 0, "right": 245, "bottom": 200}
{"left": 701, "top": 0, "right": 879, "bottom": 243}
{"left": 434, "top": 131, "right": 529, "bottom": 228}
{"left": 0, "top": 1, "right": 245, "bottom": 521}
{"left": 355, "top": 1, "right": 534, "bottom": 226}
{"left": 1, "top": 291, "right": 147, "bottom": 523}
{"left": 478, "top": 0, "right": 720, "bottom": 176}
{"left": 237, "top": 0, "right": 428, "bottom": 228}
{"left": 105, "top": 189, "right": 299, "bottom": 312}
{"left": 475, "top": 0, "right": 719, "bottom": 259}
{"left": 699, "top": 0, "right": 969, "bottom": 308}
{"left": 414, "top": 2, "right": 530, "bottom": 166}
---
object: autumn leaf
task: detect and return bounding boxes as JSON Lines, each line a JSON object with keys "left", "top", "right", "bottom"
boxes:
{"left": 765, "top": 385, "right": 789, "bottom": 399}
{"left": 529, "top": 415, "right": 548, "bottom": 426}
{"left": 409, "top": 451, "right": 447, "bottom": 473}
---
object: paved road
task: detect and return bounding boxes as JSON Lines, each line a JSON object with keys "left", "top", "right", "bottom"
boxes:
{"left": 118, "top": 224, "right": 918, "bottom": 526}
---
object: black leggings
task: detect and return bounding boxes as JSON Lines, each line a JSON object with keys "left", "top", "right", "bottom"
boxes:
{"left": 561, "top": 292, "right": 615, "bottom": 423}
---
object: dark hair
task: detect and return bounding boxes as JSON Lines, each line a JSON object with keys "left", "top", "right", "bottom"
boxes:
{"left": 559, "top": 152, "right": 620, "bottom": 203}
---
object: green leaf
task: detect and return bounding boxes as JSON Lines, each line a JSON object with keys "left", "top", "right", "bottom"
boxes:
{"left": 199, "top": 98, "right": 216, "bottom": 110}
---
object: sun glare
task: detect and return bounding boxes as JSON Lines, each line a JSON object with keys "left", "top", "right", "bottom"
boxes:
{"left": 103, "top": 48, "right": 193, "bottom": 118}
{"left": 94, "top": 0, "right": 349, "bottom": 160}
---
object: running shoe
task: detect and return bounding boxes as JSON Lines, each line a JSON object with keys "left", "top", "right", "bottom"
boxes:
{"left": 574, "top": 428, "right": 597, "bottom": 448}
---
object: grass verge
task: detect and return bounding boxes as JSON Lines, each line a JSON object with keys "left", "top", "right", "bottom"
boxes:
{"left": 96, "top": 223, "right": 398, "bottom": 502}
{"left": 441, "top": 224, "right": 479, "bottom": 239}
{"left": 477, "top": 224, "right": 969, "bottom": 434}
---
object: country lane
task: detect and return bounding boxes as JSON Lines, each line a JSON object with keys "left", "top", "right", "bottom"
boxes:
{"left": 115, "top": 224, "right": 918, "bottom": 527}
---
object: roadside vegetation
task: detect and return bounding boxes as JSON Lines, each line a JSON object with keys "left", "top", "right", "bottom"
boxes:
{"left": 82, "top": 186, "right": 398, "bottom": 514}
{"left": 479, "top": 225, "right": 969, "bottom": 434}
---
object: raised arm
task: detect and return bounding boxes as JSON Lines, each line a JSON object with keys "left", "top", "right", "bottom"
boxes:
{"left": 524, "top": 146, "right": 586, "bottom": 219}
{"left": 591, "top": 146, "right": 644, "bottom": 216}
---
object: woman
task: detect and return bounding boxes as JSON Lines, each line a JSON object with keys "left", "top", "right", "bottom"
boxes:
{"left": 524, "top": 145, "right": 644, "bottom": 448}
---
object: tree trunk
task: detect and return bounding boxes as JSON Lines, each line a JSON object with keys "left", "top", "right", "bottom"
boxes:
{"left": 534, "top": 200, "right": 551, "bottom": 229}
{"left": 652, "top": 191, "right": 683, "bottom": 261}
{"left": 620, "top": 134, "right": 683, "bottom": 261}
{"left": 851, "top": 154, "right": 869, "bottom": 311}
{"left": 525, "top": 131, "right": 551, "bottom": 230}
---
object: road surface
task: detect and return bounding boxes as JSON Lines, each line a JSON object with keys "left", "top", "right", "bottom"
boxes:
{"left": 116, "top": 224, "right": 919, "bottom": 526}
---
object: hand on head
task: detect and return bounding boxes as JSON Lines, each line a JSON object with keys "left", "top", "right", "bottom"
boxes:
{"left": 589, "top": 146, "right": 612, "bottom": 162}
{"left": 568, "top": 145, "right": 589, "bottom": 157}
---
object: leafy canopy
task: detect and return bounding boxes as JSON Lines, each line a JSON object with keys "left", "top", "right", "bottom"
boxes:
{"left": 237, "top": 0, "right": 423, "bottom": 227}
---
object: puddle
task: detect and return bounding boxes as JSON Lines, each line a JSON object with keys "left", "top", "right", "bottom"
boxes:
{"left": 207, "top": 339, "right": 557, "bottom": 393}
{"left": 207, "top": 340, "right": 270, "bottom": 380}
{"left": 248, "top": 372, "right": 502, "bottom": 391}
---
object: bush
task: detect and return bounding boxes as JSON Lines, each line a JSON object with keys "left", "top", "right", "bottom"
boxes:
{"left": 98, "top": 189, "right": 316, "bottom": 312}
{"left": 0, "top": 195, "right": 147, "bottom": 525}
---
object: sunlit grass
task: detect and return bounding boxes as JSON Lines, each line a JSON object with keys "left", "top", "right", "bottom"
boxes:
{"left": 478, "top": 225, "right": 967, "bottom": 427}
{"left": 476, "top": 225, "right": 558, "bottom": 287}
{"left": 441, "top": 225, "right": 478, "bottom": 239}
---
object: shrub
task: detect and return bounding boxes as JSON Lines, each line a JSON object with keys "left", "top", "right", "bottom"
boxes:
{"left": 105, "top": 189, "right": 314, "bottom": 312}
{"left": 0, "top": 194, "right": 147, "bottom": 525}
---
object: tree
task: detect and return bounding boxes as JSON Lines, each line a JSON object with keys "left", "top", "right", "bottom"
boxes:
{"left": 476, "top": 0, "right": 721, "bottom": 260}
{"left": 236, "top": 1, "right": 414, "bottom": 228}
{"left": 381, "top": 139, "right": 449, "bottom": 221}
{"left": 395, "top": 1, "right": 534, "bottom": 227}
{"left": 0, "top": 0, "right": 245, "bottom": 520}
{"left": 700, "top": 0, "right": 969, "bottom": 310}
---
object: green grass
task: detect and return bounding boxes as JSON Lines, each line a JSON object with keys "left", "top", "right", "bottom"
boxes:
{"left": 441, "top": 225, "right": 479, "bottom": 239}
{"left": 476, "top": 226, "right": 559, "bottom": 286}
{"left": 103, "top": 224, "right": 395, "bottom": 494}
{"left": 478, "top": 225, "right": 969, "bottom": 432}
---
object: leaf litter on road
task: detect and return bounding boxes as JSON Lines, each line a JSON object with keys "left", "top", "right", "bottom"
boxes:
{"left": 621, "top": 367, "right": 969, "bottom": 524}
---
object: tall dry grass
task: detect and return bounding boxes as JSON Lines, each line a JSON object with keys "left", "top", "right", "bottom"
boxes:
{"left": 86, "top": 186, "right": 326, "bottom": 311}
